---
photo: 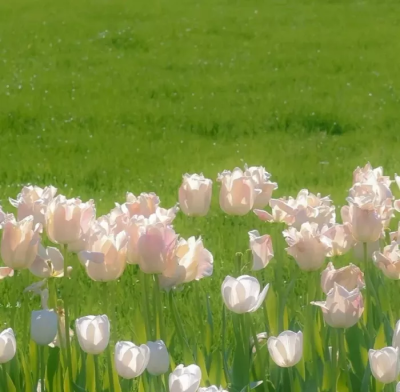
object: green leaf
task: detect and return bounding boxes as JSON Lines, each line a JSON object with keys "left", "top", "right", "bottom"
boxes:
{"left": 19, "top": 352, "right": 32, "bottom": 392}
{"left": 374, "top": 323, "right": 386, "bottom": 349}
{"left": 266, "top": 287, "right": 277, "bottom": 336}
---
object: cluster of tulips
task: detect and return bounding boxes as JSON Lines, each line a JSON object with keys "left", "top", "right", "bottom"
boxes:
{"left": 1, "top": 163, "right": 400, "bottom": 391}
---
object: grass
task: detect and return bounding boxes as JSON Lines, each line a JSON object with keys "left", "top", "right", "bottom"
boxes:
{"left": 1, "top": 0, "right": 400, "bottom": 390}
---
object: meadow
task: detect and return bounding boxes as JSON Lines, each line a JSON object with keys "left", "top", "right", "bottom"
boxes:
{"left": 1, "top": 0, "right": 400, "bottom": 391}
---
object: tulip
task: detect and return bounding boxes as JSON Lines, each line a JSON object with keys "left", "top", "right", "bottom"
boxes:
{"left": 49, "top": 313, "right": 74, "bottom": 348}
{"left": 217, "top": 168, "right": 259, "bottom": 215}
{"left": 178, "top": 173, "right": 213, "bottom": 216}
{"left": 0, "top": 206, "right": 6, "bottom": 228}
{"left": 146, "top": 340, "right": 170, "bottom": 375}
{"left": 267, "top": 330, "right": 303, "bottom": 367}
{"left": 125, "top": 192, "right": 160, "bottom": 218}
{"left": 221, "top": 275, "right": 269, "bottom": 314}
{"left": 369, "top": 347, "right": 399, "bottom": 384}
{"left": 137, "top": 223, "right": 178, "bottom": 274}
{"left": 312, "top": 283, "right": 364, "bottom": 328}
{"left": 390, "top": 222, "right": 400, "bottom": 243}
{"left": 321, "top": 223, "right": 355, "bottom": 257}
{"left": 199, "top": 387, "right": 228, "bottom": 392}
{"left": 45, "top": 195, "right": 95, "bottom": 245}
{"left": 397, "top": 382, "right": 400, "bottom": 392}
{"left": 9, "top": 185, "right": 57, "bottom": 225}
{"left": 321, "top": 262, "right": 364, "bottom": 294}
{"left": 79, "top": 230, "right": 127, "bottom": 281}
{"left": 283, "top": 222, "right": 331, "bottom": 271}
{"left": 392, "top": 320, "right": 400, "bottom": 350}
{"left": 30, "top": 244, "right": 64, "bottom": 278}
{"left": 114, "top": 341, "right": 150, "bottom": 379}
{"left": 31, "top": 309, "right": 58, "bottom": 345}
{"left": 373, "top": 242, "right": 400, "bottom": 279}
{"left": 0, "top": 328, "right": 17, "bottom": 364}
{"left": 244, "top": 165, "right": 277, "bottom": 209}
{"left": 159, "top": 236, "right": 213, "bottom": 289}
{"left": 1, "top": 215, "right": 41, "bottom": 269}
{"left": 75, "top": 315, "right": 110, "bottom": 354}
{"left": 0, "top": 267, "right": 14, "bottom": 280}
{"left": 248, "top": 230, "right": 274, "bottom": 271}
{"left": 169, "top": 364, "right": 202, "bottom": 392}
{"left": 250, "top": 332, "right": 268, "bottom": 354}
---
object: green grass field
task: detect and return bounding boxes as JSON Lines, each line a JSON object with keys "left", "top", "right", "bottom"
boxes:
{"left": 1, "top": 0, "right": 400, "bottom": 390}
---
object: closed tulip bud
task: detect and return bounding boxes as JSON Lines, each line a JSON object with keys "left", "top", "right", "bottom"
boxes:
{"left": 178, "top": 173, "right": 213, "bottom": 217}
{"left": 369, "top": 347, "right": 400, "bottom": 384}
{"left": 244, "top": 165, "right": 277, "bottom": 209}
{"left": 0, "top": 328, "right": 17, "bottom": 364}
{"left": 169, "top": 364, "right": 202, "bottom": 392}
{"left": 137, "top": 223, "right": 178, "bottom": 274}
{"left": 283, "top": 222, "right": 331, "bottom": 271}
{"left": 31, "top": 310, "right": 58, "bottom": 345}
{"left": 321, "top": 262, "right": 364, "bottom": 294}
{"left": 267, "top": 331, "right": 303, "bottom": 367}
{"left": 321, "top": 223, "right": 355, "bottom": 257}
{"left": 9, "top": 185, "right": 57, "bottom": 225}
{"left": 79, "top": 231, "right": 127, "bottom": 281}
{"left": 30, "top": 244, "right": 64, "bottom": 278}
{"left": 312, "top": 283, "right": 364, "bottom": 328}
{"left": 217, "top": 168, "right": 259, "bottom": 215}
{"left": 75, "top": 315, "right": 110, "bottom": 354}
{"left": 199, "top": 387, "right": 228, "bottom": 392}
{"left": 392, "top": 320, "right": 400, "bottom": 349}
{"left": 114, "top": 341, "right": 150, "bottom": 379}
{"left": 125, "top": 192, "right": 160, "bottom": 218}
{"left": 248, "top": 230, "right": 274, "bottom": 271}
{"left": 45, "top": 195, "right": 95, "bottom": 245}
{"left": 146, "top": 340, "right": 170, "bottom": 375}
{"left": 159, "top": 236, "right": 213, "bottom": 289}
{"left": 221, "top": 275, "right": 269, "bottom": 314}
{"left": 1, "top": 215, "right": 41, "bottom": 270}
{"left": 373, "top": 242, "right": 400, "bottom": 279}
{"left": 0, "top": 267, "right": 14, "bottom": 280}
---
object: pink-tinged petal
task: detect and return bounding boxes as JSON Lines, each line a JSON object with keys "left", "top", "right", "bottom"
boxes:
{"left": 0, "top": 267, "right": 14, "bottom": 280}
{"left": 79, "top": 251, "right": 105, "bottom": 265}
{"left": 253, "top": 209, "right": 273, "bottom": 222}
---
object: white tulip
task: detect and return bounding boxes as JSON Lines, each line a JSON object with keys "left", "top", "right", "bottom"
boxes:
{"left": 31, "top": 310, "right": 58, "bottom": 345}
{"left": 114, "top": 341, "right": 150, "bottom": 379}
{"left": 0, "top": 328, "right": 17, "bottom": 364}
{"left": 198, "top": 387, "right": 228, "bottom": 392}
{"left": 221, "top": 275, "right": 269, "bottom": 314}
{"left": 267, "top": 331, "right": 303, "bottom": 367}
{"left": 169, "top": 364, "right": 201, "bottom": 392}
{"left": 369, "top": 347, "right": 400, "bottom": 384}
{"left": 146, "top": 340, "right": 170, "bottom": 375}
{"left": 75, "top": 315, "right": 110, "bottom": 354}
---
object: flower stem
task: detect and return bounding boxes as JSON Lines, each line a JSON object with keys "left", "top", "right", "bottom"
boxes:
{"left": 94, "top": 354, "right": 102, "bottom": 392}
{"left": 142, "top": 272, "right": 153, "bottom": 340}
{"left": 40, "top": 345, "right": 45, "bottom": 392}
{"left": 330, "top": 328, "right": 338, "bottom": 392}
{"left": 103, "top": 282, "right": 115, "bottom": 392}
{"left": 153, "top": 276, "right": 166, "bottom": 342}
{"left": 288, "top": 367, "right": 294, "bottom": 391}
{"left": 363, "top": 242, "right": 374, "bottom": 335}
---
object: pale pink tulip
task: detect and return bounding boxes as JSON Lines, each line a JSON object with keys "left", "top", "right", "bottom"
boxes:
{"left": 159, "top": 236, "right": 213, "bottom": 289}
{"left": 30, "top": 244, "right": 64, "bottom": 278}
{"left": 321, "top": 262, "right": 364, "bottom": 294}
{"left": 1, "top": 215, "right": 41, "bottom": 269}
{"left": 79, "top": 230, "right": 127, "bottom": 281}
{"left": 395, "top": 200, "right": 400, "bottom": 213}
{"left": 321, "top": 223, "right": 355, "bottom": 257}
{"left": 248, "top": 230, "right": 274, "bottom": 270}
{"left": 244, "top": 165, "right": 277, "bottom": 209}
{"left": 0, "top": 267, "right": 14, "bottom": 280}
{"left": 9, "top": 185, "right": 57, "bottom": 225}
{"left": 179, "top": 173, "right": 212, "bottom": 216}
{"left": 283, "top": 222, "right": 331, "bottom": 271}
{"left": 373, "top": 242, "right": 400, "bottom": 279}
{"left": 0, "top": 207, "right": 6, "bottom": 228}
{"left": 312, "top": 283, "right": 364, "bottom": 328}
{"left": 125, "top": 192, "right": 160, "bottom": 218}
{"left": 217, "top": 168, "right": 259, "bottom": 215}
{"left": 369, "top": 347, "right": 400, "bottom": 384}
{"left": 390, "top": 222, "right": 400, "bottom": 243}
{"left": 45, "top": 195, "right": 95, "bottom": 245}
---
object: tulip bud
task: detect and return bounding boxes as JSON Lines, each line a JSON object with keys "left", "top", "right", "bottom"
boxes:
{"left": 312, "top": 284, "right": 364, "bottom": 328}
{"left": 283, "top": 222, "right": 331, "bottom": 271}
{"left": 146, "top": 340, "right": 170, "bottom": 375}
{"left": 267, "top": 331, "right": 303, "bottom": 367}
{"left": 321, "top": 262, "right": 364, "bottom": 294}
{"left": 45, "top": 195, "right": 95, "bottom": 245}
{"left": 248, "top": 230, "right": 274, "bottom": 271}
{"left": 373, "top": 242, "right": 400, "bottom": 279}
{"left": 244, "top": 165, "right": 277, "bottom": 209}
{"left": 392, "top": 320, "right": 400, "bottom": 350}
{"left": 0, "top": 328, "right": 17, "bottom": 364}
{"left": 114, "top": 341, "right": 150, "bottom": 379}
{"left": 217, "top": 168, "right": 258, "bottom": 215}
{"left": 369, "top": 347, "right": 400, "bottom": 384}
{"left": 169, "top": 364, "right": 202, "bottom": 392}
{"left": 199, "top": 387, "right": 228, "bottom": 392}
{"left": 75, "top": 315, "right": 110, "bottom": 354}
{"left": 1, "top": 215, "right": 41, "bottom": 270}
{"left": 178, "top": 173, "right": 213, "bottom": 217}
{"left": 30, "top": 245, "right": 64, "bottom": 278}
{"left": 221, "top": 275, "right": 269, "bottom": 314}
{"left": 31, "top": 310, "right": 58, "bottom": 345}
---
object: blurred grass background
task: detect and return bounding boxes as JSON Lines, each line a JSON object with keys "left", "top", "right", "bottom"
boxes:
{"left": 1, "top": 0, "right": 400, "bottom": 375}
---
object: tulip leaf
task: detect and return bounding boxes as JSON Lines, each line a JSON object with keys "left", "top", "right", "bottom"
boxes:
{"left": 5, "top": 373, "right": 16, "bottom": 392}
{"left": 266, "top": 287, "right": 277, "bottom": 336}
{"left": 46, "top": 347, "right": 60, "bottom": 389}
{"left": 29, "top": 340, "right": 38, "bottom": 385}
{"left": 374, "top": 323, "right": 386, "bottom": 349}
{"left": 19, "top": 352, "right": 32, "bottom": 392}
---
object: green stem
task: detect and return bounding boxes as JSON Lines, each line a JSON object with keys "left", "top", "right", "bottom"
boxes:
{"left": 235, "top": 252, "right": 243, "bottom": 276}
{"left": 62, "top": 245, "right": 74, "bottom": 390}
{"left": 94, "top": 355, "right": 102, "bottom": 392}
{"left": 1, "top": 364, "right": 8, "bottom": 391}
{"left": 103, "top": 283, "right": 115, "bottom": 392}
{"left": 363, "top": 242, "right": 374, "bottom": 336}
{"left": 153, "top": 276, "right": 166, "bottom": 342}
{"left": 142, "top": 273, "right": 153, "bottom": 340}
{"left": 40, "top": 346, "right": 45, "bottom": 392}
{"left": 331, "top": 328, "right": 338, "bottom": 392}
{"left": 288, "top": 367, "right": 294, "bottom": 391}
{"left": 22, "top": 270, "right": 30, "bottom": 350}
{"left": 338, "top": 329, "right": 352, "bottom": 391}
